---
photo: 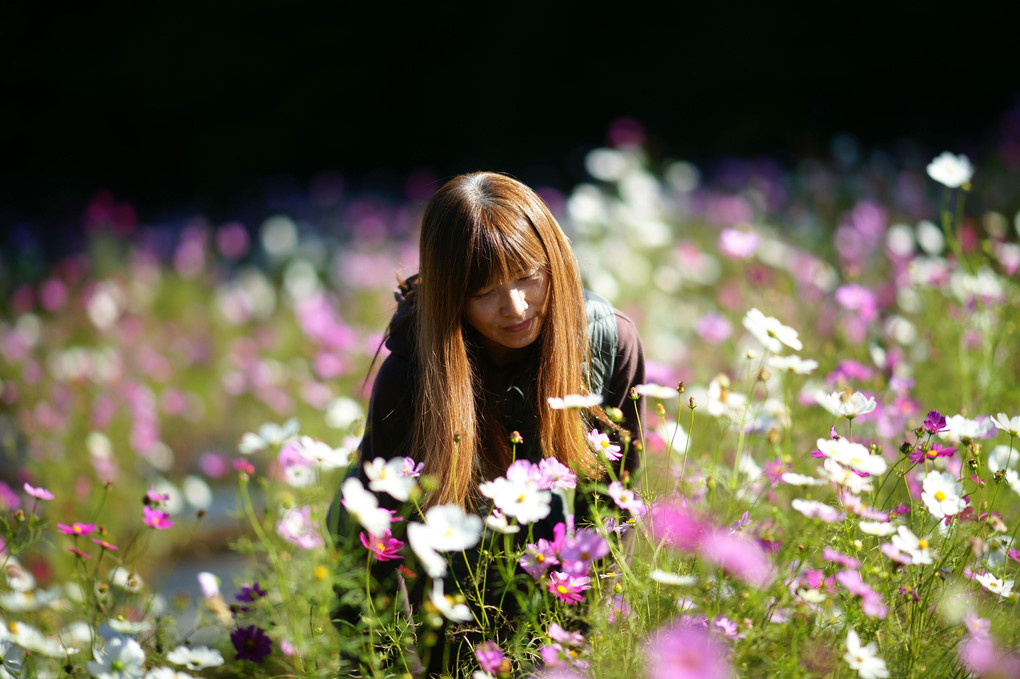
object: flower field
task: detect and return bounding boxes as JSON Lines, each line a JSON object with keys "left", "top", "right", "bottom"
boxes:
{"left": 1, "top": 129, "right": 1019, "bottom": 678}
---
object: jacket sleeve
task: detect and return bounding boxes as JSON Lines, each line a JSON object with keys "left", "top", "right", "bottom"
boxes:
{"left": 606, "top": 310, "right": 645, "bottom": 475}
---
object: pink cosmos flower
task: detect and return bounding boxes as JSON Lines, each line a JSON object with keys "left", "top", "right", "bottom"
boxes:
{"left": 538, "top": 457, "right": 577, "bottom": 491}
{"left": 586, "top": 428, "right": 621, "bottom": 461}
{"left": 24, "top": 483, "right": 54, "bottom": 501}
{"left": 547, "top": 623, "right": 585, "bottom": 647}
{"left": 608, "top": 481, "right": 644, "bottom": 514}
{"left": 718, "top": 228, "right": 759, "bottom": 260}
{"left": 58, "top": 522, "right": 97, "bottom": 537}
{"left": 69, "top": 547, "right": 91, "bottom": 559}
{"left": 92, "top": 538, "right": 119, "bottom": 551}
{"left": 520, "top": 539, "right": 560, "bottom": 579}
{"left": 559, "top": 528, "right": 609, "bottom": 576}
{"left": 908, "top": 443, "right": 956, "bottom": 465}
{"left": 547, "top": 571, "right": 591, "bottom": 605}
{"left": 647, "top": 501, "right": 707, "bottom": 552}
{"left": 699, "top": 529, "right": 774, "bottom": 588}
{"left": 474, "top": 641, "right": 509, "bottom": 675}
{"left": 143, "top": 506, "right": 174, "bottom": 530}
{"left": 360, "top": 530, "right": 404, "bottom": 561}
{"left": 959, "top": 635, "right": 1020, "bottom": 677}
{"left": 607, "top": 594, "right": 631, "bottom": 623}
{"left": 276, "top": 505, "right": 322, "bottom": 550}
{"left": 694, "top": 313, "right": 733, "bottom": 344}
{"left": 234, "top": 458, "right": 255, "bottom": 476}
{"left": 145, "top": 485, "right": 170, "bottom": 505}
{"left": 644, "top": 620, "right": 733, "bottom": 679}
{"left": 923, "top": 410, "right": 948, "bottom": 435}
{"left": 823, "top": 547, "right": 860, "bottom": 569}
{"left": 836, "top": 569, "right": 888, "bottom": 619}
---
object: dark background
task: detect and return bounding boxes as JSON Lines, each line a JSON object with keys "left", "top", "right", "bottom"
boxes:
{"left": 2, "top": 1, "right": 1017, "bottom": 229}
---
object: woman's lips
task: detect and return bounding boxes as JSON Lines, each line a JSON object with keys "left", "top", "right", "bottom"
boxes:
{"left": 504, "top": 318, "right": 534, "bottom": 333}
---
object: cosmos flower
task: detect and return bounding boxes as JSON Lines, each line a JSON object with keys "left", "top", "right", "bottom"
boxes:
{"left": 643, "top": 621, "right": 733, "bottom": 679}
{"left": 585, "top": 428, "right": 622, "bottom": 461}
{"left": 926, "top": 152, "right": 974, "bottom": 188}
{"left": 889, "top": 526, "right": 933, "bottom": 565}
{"left": 231, "top": 625, "right": 272, "bottom": 663}
{"left": 546, "top": 571, "right": 591, "bottom": 605}
{"left": 990, "top": 413, "right": 1020, "bottom": 437}
{"left": 608, "top": 481, "right": 644, "bottom": 514}
{"left": 430, "top": 579, "right": 473, "bottom": 622}
{"left": 816, "top": 391, "right": 877, "bottom": 420}
{"left": 919, "top": 470, "right": 966, "bottom": 519}
{"left": 974, "top": 572, "right": 1014, "bottom": 599}
{"left": 766, "top": 355, "right": 818, "bottom": 375}
{"left": 816, "top": 437, "right": 887, "bottom": 475}
{"left": 166, "top": 645, "right": 224, "bottom": 671}
{"left": 474, "top": 641, "right": 509, "bottom": 675}
{"left": 791, "top": 499, "right": 845, "bottom": 523}
{"left": 363, "top": 456, "right": 417, "bottom": 502}
{"left": 548, "top": 394, "right": 603, "bottom": 409}
{"left": 360, "top": 530, "right": 404, "bottom": 561}
{"left": 58, "top": 523, "right": 97, "bottom": 537}
{"left": 340, "top": 477, "right": 394, "bottom": 537}
{"left": 634, "top": 383, "right": 680, "bottom": 400}
{"left": 86, "top": 636, "right": 146, "bottom": 679}
{"left": 23, "top": 483, "right": 53, "bottom": 501}
{"left": 843, "top": 629, "right": 890, "bottom": 679}
{"left": 143, "top": 506, "right": 174, "bottom": 530}
{"left": 742, "top": 307, "right": 803, "bottom": 353}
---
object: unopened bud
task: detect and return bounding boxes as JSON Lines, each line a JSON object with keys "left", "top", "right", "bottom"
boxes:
{"left": 629, "top": 387, "right": 639, "bottom": 401}
{"left": 688, "top": 397, "right": 697, "bottom": 410}
{"left": 758, "top": 368, "right": 770, "bottom": 382}
{"left": 676, "top": 381, "right": 685, "bottom": 394}
{"left": 509, "top": 430, "right": 523, "bottom": 445}
{"left": 656, "top": 403, "right": 666, "bottom": 417}
{"left": 605, "top": 407, "right": 624, "bottom": 423}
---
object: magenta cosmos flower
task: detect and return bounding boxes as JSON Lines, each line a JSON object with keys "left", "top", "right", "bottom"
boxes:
{"left": 360, "top": 530, "right": 404, "bottom": 561}
{"left": 24, "top": 483, "right": 54, "bottom": 501}
{"left": 58, "top": 522, "right": 97, "bottom": 537}
{"left": 546, "top": 571, "right": 591, "bottom": 605}
{"left": 646, "top": 501, "right": 708, "bottom": 552}
{"left": 644, "top": 620, "right": 733, "bottom": 679}
{"left": 143, "top": 505, "right": 174, "bottom": 530}
{"left": 474, "top": 641, "right": 509, "bottom": 675}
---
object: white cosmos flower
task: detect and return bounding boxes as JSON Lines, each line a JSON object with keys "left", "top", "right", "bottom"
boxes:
{"left": 920, "top": 470, "right": 966, "bottom": 519}
{"left": 108, "top": 619, "right": 152, "bottom": 635}
{"left": 974, "top": 572, "right": 1014, "bottom": 598}
{"left": 483, "top": 510, "right": 520, "bottom": 534}
{"left": 649, "top": 569, "right": 698, "bottom": 586}
{"left": 890, "top": 526, "right": 933, "bottom": 565}
{"left": 340, "top": 477, "right": 393, "bottom": 536}
{"left": 238, "top": 418, "right": 299, "bottom": 454}
{"left": 844, "top": 629, "right": 890, "bottom": 679}
{"left": 817, "top": 391, "right": 877, "bottom": 420}
{"left": 706, "top": 374, "right": 748, "bottom": 420}
{"left": 818, "top": 458, "right": 874, "bottom": 494}
{"left": 858, "top": 521, "right": 898, "bottom": 537}
{"left": 109, "top": 567, "right": 144, "bottom": 593}
{"left": 418, "top": 504, "right": 483, "bottom": 552}
{"left": 816, "top": 437, "right": 887, "bottom": 475}
{"left": 791, "top": 499, "right": 845, "bottom": 523}
{"left": 479, "top": 477, "right": 551, "bottom": 525}
{"left": 988, "top": 445, "right": 1018, "bottom": 473}
{"left": 941, "top": 415, "right": 994, "bottom": 444}
{"left": 990, "top": 413, "right": 1020, "bottom": 437}
{"left": 145, "top": 668, "right": 197, "bottom": 679}
{"left": 292, "top": 436, "right": 351, "bottom": 469}
{"left": 407, "top": 523, "right": 448, "bottom": 578}
{"left": 0, "top": 639, "right": 23, "bottom": 679}
{"left": 766, "top": 355, "right": 818, "bottom": 375}
{"left": 926, "top": 152, "right": 974, "bottom": 189}
{"left": 742, "top": 307, "right": 803, "bottom": 353}
{"left": 196, "top": 572, "right": 220, "bottom": 599}
{"left": 364, "top": 457, "right": 417, "bottom": 502}
{"left": 430, "top": 579, "right": 473, "bottom": 622}
{"left": 781, "top": 472, "right": 824, "bottom": 486}
{"left": 634, "top": 383, "right": 680, "bottom": 400}
{"left": 166, "top": 645, "right": 224, "bottom": 670}
{"left": 547, "top": 393, "right": 603, "bottom": 409}
{"left": 87, "top": 636, "right": 146, "bottom": 678}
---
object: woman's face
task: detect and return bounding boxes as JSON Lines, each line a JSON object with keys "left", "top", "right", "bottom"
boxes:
{"left": 464, "top": 265, "right": 549, "bottom": 365}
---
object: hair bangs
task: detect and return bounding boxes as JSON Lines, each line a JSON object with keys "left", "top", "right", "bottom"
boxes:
{"left": 465, "top": 212, "right": 548, "bottom": 294}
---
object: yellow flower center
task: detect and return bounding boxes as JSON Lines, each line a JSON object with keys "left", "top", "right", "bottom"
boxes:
{"left": 8, "top": 621, "right": 18, "bottom": 635}
{"left": 918, "top": 539, "right": 928, "bottom": 550}
{"left": 934, "top": 491, "right": 946, "bottom": 502}
{"left": 557, "top": 585, "right": 569, "bottom": 594}
{"left": 536, "top": 554, "right": 545, "bottom": 563}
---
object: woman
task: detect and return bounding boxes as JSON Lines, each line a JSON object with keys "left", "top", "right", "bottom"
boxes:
{"left": 329, "top": 171, "right": 645, "bottom": 673}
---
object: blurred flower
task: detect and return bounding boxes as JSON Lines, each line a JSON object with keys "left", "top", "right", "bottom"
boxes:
{"left": 58, "top": 522, "right": 97, "bottom": 537}
{"left": 791, "top": 499, "right": 845, "bottom": 523}
{"left": 941, "top": 414, "right": 995, "bottom": 444}
{"left": 86, "top": 635, "right": 146, "bottom": 679}
{"left": 364, "top": 456, "right": 417, "bottom": 501}
{"left": 537, "top": 457, "right": 577, "bottom": 491}
{"left": 767, "top": 355, "right": 818, "bottom": 375}
{"left": 559, "top": 528, "right": 609, "bottom": 576}
{"left": 964, "top": 609, "right": 992, "bottom": 640}
{"left": 635, "top": 383, "right": 680, "bottom": 400}
{"left": 110, "top": 567, "right": 144, "bottom": 592}
{"left": 608, "top": 481, "right": 644, "bottom": 515}
{"left": 742, "top": 308, "right": 802, "bottom": 353}
{"left": 649, "top": 569, "right": 698, "bottom": 586}
{"left": 166, "top": 646, "right": 224, "bottom": 671}
{"left": 694, "top": 313, "right": 733, "bottom": 344}
{"left": 890, "top": 526, "right": 933, "bottom": 565}
{"left": 238, "top": 418, "right": 299, "bottom": 454}
{"left": 816, "top": 437, "right": 887, "bottom": 475}
{"left": 843, "top": 629, "right": 889, "bottom": 679}
{"left": 520, "top": 539, "right": 559, "bottom": 579}
{"left": 143, "top": 506, "right": 174, "bottom": 530}
{"left": 988, "top": 445, "right": 1018, "bottom": 473}
{"left": 231, "top": 625, "right": 272, "bottom": 663}
{"left": 699, "top": 530, "right": 774, "bottom": 588}
{"left": 340, "top": 477, "right": 393, "bottom": 536}
{"left": 923, "top": 410, "right": 948, "bottom": 435}
{"left": 718, "top": 228, "right": 759, "bottom": 259}
{"left": 474, "top": 641, "right": 509, "bottom": 675}
{"left": 196, "top": 572, "right": 220, "bottom": 599}
{"left": 479, "top": 472, "right": 551, "bottom": 525}
{"left": 276, "top": 505, "right": 323, "bottom": 550}
{"left": 858, "top": 521, "right": 897, "bottom": 537}
{"left": 607, "top": 594, "right": 632, "bottom": 623}
{"left": 644, "top": 621, "right": 732, "bottom": 679}
{"left": 926, "top": 152, "right": 973, "bottom": 188}
{"left": 430, "top": 579, "right": 473, "bottom": 622}
{"left": 360, "top": 530, "right": 404, "bottom": 561}
{"left": 23, "top": 483, "right": 53, "bottom": 501}
{"left": 548, "top": 394, "right": 603, "bottom": 409}
{"left": 484, "top": 509, "right": 520, "bottom": 535}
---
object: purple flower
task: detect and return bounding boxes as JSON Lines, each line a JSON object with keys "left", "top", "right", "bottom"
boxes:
{"left": 474, "top": 641, "right": 509, "bottom": 675}
{"left": 607, "top": 594, "right": 631, "bottom": 623}
{"left": 143, "top": 505, "right": 174, "bottom": 530}
{"left": 644, "top": 620, "right": 733, "bottom": 679}
{"left": 823, "top": 547, "right": 860, "bottom": 569}
{"left": 558, "top": 528, "right": 609, "bottom": 576}
{"left": 923, "top": 410, "right": 948, "bottom": 435}
{"left": 547, "top": 571, "right": 591, "bottom": 605}
{"left": 520, "top": 539, "right": 559, "bottom": 579}
{"left": 907, "top": 443, "right": 956, "bottom": 464}
{"left": 276, "top": 505, "right": 323, "bottom": 550}
{"left": 23, "top": 483, "right": 54, "bottom": 501}
{"left": 231, "top": 625, "right": 272, "bottom": 663}
{"left": 236, "top": 582, "right": 267, "bottom": 603}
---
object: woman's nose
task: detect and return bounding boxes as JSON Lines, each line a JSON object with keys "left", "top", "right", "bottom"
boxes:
{"left": 502, "top": 288, "right": 527, "bottom": 316}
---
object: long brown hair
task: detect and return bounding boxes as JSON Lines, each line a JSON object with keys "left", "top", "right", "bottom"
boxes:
{"left": 413, "top": 172, "right": 599, "bottom": 508}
